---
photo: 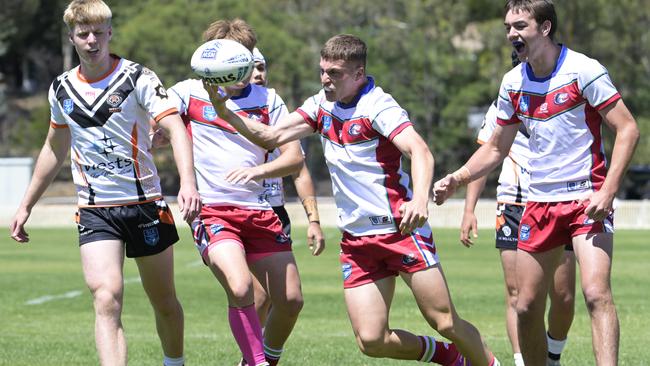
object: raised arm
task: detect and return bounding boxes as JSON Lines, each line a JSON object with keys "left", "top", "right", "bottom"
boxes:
{"left": 391, "top": 126, "right": 434, "bottom": 235}
{"left": 157, "top": 113, "right": 201, "bottom": 223}
{"left": 203, "top": 81, "right": 313, "bottom": 149}
{"left": 433, "top": 123, "right": 518, "bottom": 205}
{"left": 10, "top": 126, "right": 70, "bottom": 242}
{"left": 583, "top": 99, "right": 640, "bottom": 221}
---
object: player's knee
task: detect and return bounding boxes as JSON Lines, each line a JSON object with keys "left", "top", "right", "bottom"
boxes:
{"left": 272, "top": 293, "right": 304, "bottom": 318}
{"left": 434, "top": 314, "right": 459, "bottom": 339}
{"left": 515, "top": 296, "right": 542, "bottom": 321}
{"left": 582, "top": 285, "right": 614, "bottom": 312}
{"left": 355, "top": 332, "right": 387, "bottom": 358}
{"left": 92, "top": 288, "right": 123, "bottom": 316}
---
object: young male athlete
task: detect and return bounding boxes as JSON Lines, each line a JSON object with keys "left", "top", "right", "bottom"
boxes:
{"left": 9, "top": 1, "right": 201, "bottom": 366}
{"left": 246, "top": 48, "right": 325, "bottom": 354}
{"left": 168, "top": 19, "right": 305, "bottom": 366}
{"left": 462, "top": 96, "right": 574, "bottom": 365}
{"left": 434, "top": 1, "right": 640, "bottom": 365}
{"left": 205, "top": 34, "right": 499, "bottom": 366}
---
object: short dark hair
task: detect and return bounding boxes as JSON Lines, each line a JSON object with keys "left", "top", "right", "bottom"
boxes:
{"left": 505, "top": 0, "right": 557, "bottom": 40}
{"left": 320, "top": 34, "right": 367, "bottom": 68}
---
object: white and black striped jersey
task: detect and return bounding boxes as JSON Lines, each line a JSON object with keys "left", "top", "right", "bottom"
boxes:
{"left": 49, "top": 56, "right": 178, "bottom": 206}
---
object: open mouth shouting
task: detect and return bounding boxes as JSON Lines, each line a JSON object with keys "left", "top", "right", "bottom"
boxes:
{"left": 512, "top": 41, "right": 525, "bottom": 54}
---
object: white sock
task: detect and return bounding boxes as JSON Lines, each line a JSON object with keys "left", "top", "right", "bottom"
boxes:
{"left": 163, "top": 355, "right": 185, "bottom": 366}
{"left": 513, "top": 352, "right": 525, "bottom": 366}
{"left": 547, "top": 333, "right": 567, "bottom": 356}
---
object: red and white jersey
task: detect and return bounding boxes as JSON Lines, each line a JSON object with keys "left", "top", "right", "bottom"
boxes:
{"left": 477, "top": 101, "right": 531, "bottom": 204}
{"left": 496, "top": 46, "right": 620, "bottom": 202}
{"left": 297, "top": 77, "right": 414, "bottom": 236}
{"left": 49, "top": 56, "right": 177, "bottom": 206}
{"left": 169, "top": 80, "right": 288, "bottom": 209}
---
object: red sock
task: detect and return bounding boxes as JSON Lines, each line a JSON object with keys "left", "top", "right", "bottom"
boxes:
{"left": 418, "top": 336, "right": 460, "bottom": 364}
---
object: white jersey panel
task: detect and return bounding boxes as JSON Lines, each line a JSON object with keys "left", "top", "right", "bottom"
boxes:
{"left": 495, "top": 46, "right": 620, "bottom": 201}
{"left": 169, "top": 81, "right": 288, "bottom": 209}
{"left": 48, "top": 57, "right": 176, "bottom": 206}
{"left": 297, "top": 77, "right": 413, "bottom": 236}
{"left": 477, "top": 102, "right": 531, "bottom": 204}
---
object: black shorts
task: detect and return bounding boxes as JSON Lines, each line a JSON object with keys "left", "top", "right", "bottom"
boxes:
{"left": 272, "top": 205, "right": 292, "bottom": 237}
{"left": 76, "top": 199, "right": 179, "bottom": 258}
{"left": 496, "top": 203, "right": 573, "bottom": 251}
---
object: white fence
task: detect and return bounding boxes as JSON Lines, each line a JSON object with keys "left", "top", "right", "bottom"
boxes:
{"left": 2, "top": 198, "right": 649, "bottom": 230}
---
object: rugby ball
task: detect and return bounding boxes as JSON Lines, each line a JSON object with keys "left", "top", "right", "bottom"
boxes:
{"left": 190, "top": 39, "right": 254, "bottom": 86}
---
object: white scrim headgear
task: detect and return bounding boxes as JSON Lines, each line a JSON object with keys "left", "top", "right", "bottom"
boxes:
{"left": 252, "top": 47, "right": 266, "bottom": 64}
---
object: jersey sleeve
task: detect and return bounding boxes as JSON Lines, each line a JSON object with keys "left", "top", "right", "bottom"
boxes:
{"left": 495, "top": 76, "right": 521, "bottom": 126}
{"left": 135, "top": 67, "right": 179, "bottom": 122}
{"left": 267, "top": 89, "right": 289, "bottom": 127}
{"left": 370, "top": 94, "right": 412, "bottom": 141}
{"left": 167, "top": 80, "right": 193, "bottom": 116}
{"left": 477, "top": 101, "right": 498, "bottom": 144}
{"left": 296, "top": 91, "right": 324, "bottom": 131}
{"left": 48, "top": 81, "right": 68, "bottom": 129}
{"left": 578, "top": 59, "right": 621, "bottom": 111}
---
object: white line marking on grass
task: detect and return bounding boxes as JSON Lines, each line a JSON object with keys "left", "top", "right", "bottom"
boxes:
{"left": 25, "top": 276, "right": 141, "bottom": 305}
{"left": 26, "top": 290, "right": 83, "bottom": 305}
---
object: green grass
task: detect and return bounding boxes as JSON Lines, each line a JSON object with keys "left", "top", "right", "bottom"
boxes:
{"left": 1, "top": 227, "right": 649, "bottom": 365}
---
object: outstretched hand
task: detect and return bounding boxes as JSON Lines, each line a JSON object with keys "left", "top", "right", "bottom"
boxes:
{"left": 432, "top": 174, "right": 459, "bottom": 205}
{"left": 202, "top": 79, "right": 231, "bottom": 109}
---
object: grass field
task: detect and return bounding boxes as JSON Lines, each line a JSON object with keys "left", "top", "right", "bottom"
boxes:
{"left": 1, "top": 227, "right": 649, "bottom": 365}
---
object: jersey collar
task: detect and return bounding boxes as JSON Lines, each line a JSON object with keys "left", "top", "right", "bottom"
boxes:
{"left": 230, "top": 83, "right": 252, "bottom": 100}
{"left": 335, "top": 76, "right": 375, "bottom": 109}
{"left": 525, "top": 44, "right": 567, "bottom": 82}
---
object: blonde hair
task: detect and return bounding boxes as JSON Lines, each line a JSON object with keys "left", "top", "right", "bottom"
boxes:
{"left": 63, "top": 0, "right": 112, "bottom": 30}
{"left": 202, "top": 18, "right": 257, "bottom": 51}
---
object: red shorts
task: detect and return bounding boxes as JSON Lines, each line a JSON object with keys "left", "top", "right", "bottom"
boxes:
{"left": 191, "top": 205, "right": 291, "bottom": 264}
{"left": 339, "top": 226, "right": 440, "bottom": 289}
{"left": 518, "top": 200, "right": 614, "bottom": 253}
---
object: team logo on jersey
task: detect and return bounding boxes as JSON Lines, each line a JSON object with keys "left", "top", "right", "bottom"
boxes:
{"left": 348, "top": 123, "right": 362, "bottom": 136}
{"left": 502, "top": 225, "right": 512, "bottom": 237}
{"left": 276, "top": 232, "right": 290, "bottom": 244}
{"left": 203, "top": 106, "right": 217, "bottom": 121}
{"left": 519, "top": 224, "right": 531, "bottom": 241}
{"left": 342, "top": 263, "right": 352, "bottom": 281}
{"left": 539, "top": 102, "right": 548, "bottom": 113}
{"left": 554, "top": 92, "right": 569, "bottom": 105}
{"left": 369, "top": 215, "right": 393, "bottom": 225}
{"left": 519, "top": 95, "right": 530, "bottom": 113}
{"left": 143, "top": 227, "right": 160, "bottom": 246}
{"left": 63, "top": 99, "right": 74, "bottom": 114}
{"left": 321, "top": 115, "right": 332, "bottom": 133}
{"left": 401, "top": 252, "right": 418, "bottom": 266}
{"left": 154, "top": 84, "right": 168, "bottom": 99}
{"left": 567, "top": 179, "right": 591, "bottom": 192}
{"left": 106, "top": 93, "right": 123, "bottom": 107}
{"left": 210, "top": 224, "right": 224, "bottom": 235}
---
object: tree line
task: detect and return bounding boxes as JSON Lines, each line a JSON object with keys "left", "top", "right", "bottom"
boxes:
{"left": 1, "top": 0, "right": 648, "bottom": 198}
